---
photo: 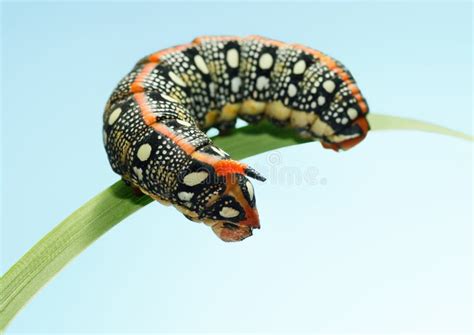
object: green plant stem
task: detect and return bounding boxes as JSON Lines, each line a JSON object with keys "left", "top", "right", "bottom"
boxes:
{"left": 0, "top": 114, "right": 472, "bottom": 331}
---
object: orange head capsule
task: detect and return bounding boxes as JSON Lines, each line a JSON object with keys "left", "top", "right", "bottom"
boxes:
{"left": 175, "top": 155, "right": 264, "bottom": 242}
{"left": 206, "top": 174, "right": 261, "bottom": 242}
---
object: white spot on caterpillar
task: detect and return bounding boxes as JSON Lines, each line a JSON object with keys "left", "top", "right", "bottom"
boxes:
{"left": 256, "top": 76, "right": 269, "bottom": 91}
{"left": 161, "top": 93, "right": 178, "bottom": 103}
{"left": 220, "top": 206, "right": 239, "bottom": 218}
{"left": 246, "top": 180, "right": 254, "bottom": 201}
{"left": 209, "top": 82, "right": 216, "bottom": 97}
{"left": 133, "top": 167, "right": 143, "bottom": 181}
{"left": 231, "top": 77, "right": 241, "bottom": 93}
{"left": 102, "top": 130, "right": 107, "bottom": 144}
{"left": 169, "top": 71, "right": 186, "bottom": 87}
{"left": 258, "top": 53, "right": 273, "bottom": 70}
{"left": 341, "top": 117, "right": 349, "bottom": 125}
{"left": 137, "top": 143, "right": 152, "bottom": 161}
{"left": 226, "top": 49, "right": 239, "bottom": 68}
{"left": 317, "top": 96, "right": 326, "bottom": 106}
{"left": 347, "top": 107, "right": 358, "bottom": 120}
{"left": 183, "top": 171, "right": 208, "bottom": 186}
{"left": 193, "top": 54, "right": 209, "bottom": 74}
{"left": 178, "top": 191, "right": 194, "bottom": 201}
{"left": 310, "top": 101, "right": 317, "bottom": 109}
{"left": 108, "top": 107, "right": 121, "bottom": 125}
{"left": 176, "top": 119, "right": 192, "bottom": 127}
{"left": 293, "top": 60, "right": 306, "bottom": 75}
{"left": 322, "top": 80, "right": 335, "bottom": 93}
{"left": 287, "top": 84, "right": 297, "bottom": 97}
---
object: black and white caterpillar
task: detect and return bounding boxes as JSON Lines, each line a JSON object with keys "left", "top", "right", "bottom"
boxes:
{"left": 103, "top": 35, "right": 370, "bottom": 242}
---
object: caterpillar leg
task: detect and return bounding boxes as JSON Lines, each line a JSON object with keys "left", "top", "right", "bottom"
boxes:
{"left": 321, "top": 117, "right": 370, "bottom": 151}
{"left": 216, "top": 122, "right": 237, "bottom": 135}
{"left": 215, "top": 103, "right": 241, "bottom": 135}
{"left": 122, "top": 177, "right": 145, "bottom": 196}
{"left": 257, "top": 99, "right": 370, "bottom": 151}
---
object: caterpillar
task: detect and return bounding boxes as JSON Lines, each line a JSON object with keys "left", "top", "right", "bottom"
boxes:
{"left": 103, "top": 35, "right": 370, "bottom": 242}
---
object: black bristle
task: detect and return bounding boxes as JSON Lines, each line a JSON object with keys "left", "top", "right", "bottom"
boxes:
{"left": 244, "top": 167, "right": 266, "bottom": 182}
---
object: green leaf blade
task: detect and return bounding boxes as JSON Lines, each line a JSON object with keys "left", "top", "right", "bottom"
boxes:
{"left": 1, "top": 114, "right": 472, "bottom": 331}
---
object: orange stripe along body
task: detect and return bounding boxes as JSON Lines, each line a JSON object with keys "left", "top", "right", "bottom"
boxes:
{"left": 103, "top": 35, "right": 370, "bottom": 242}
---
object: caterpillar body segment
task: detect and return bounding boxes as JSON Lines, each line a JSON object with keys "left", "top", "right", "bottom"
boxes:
{"left": 103, "top": 35, "right": 370, "bottom": 242}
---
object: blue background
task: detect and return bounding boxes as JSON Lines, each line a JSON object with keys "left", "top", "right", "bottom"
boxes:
{"left": 1, "top": 1, "right": 472, "bottom": 333}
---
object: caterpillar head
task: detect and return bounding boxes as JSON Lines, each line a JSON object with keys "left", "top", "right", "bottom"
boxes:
{"left": 176, "top": 157, "right": 265, "bottom": 242}
{"left": 206, "top": 172, "right": 262, "bottom": 242}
